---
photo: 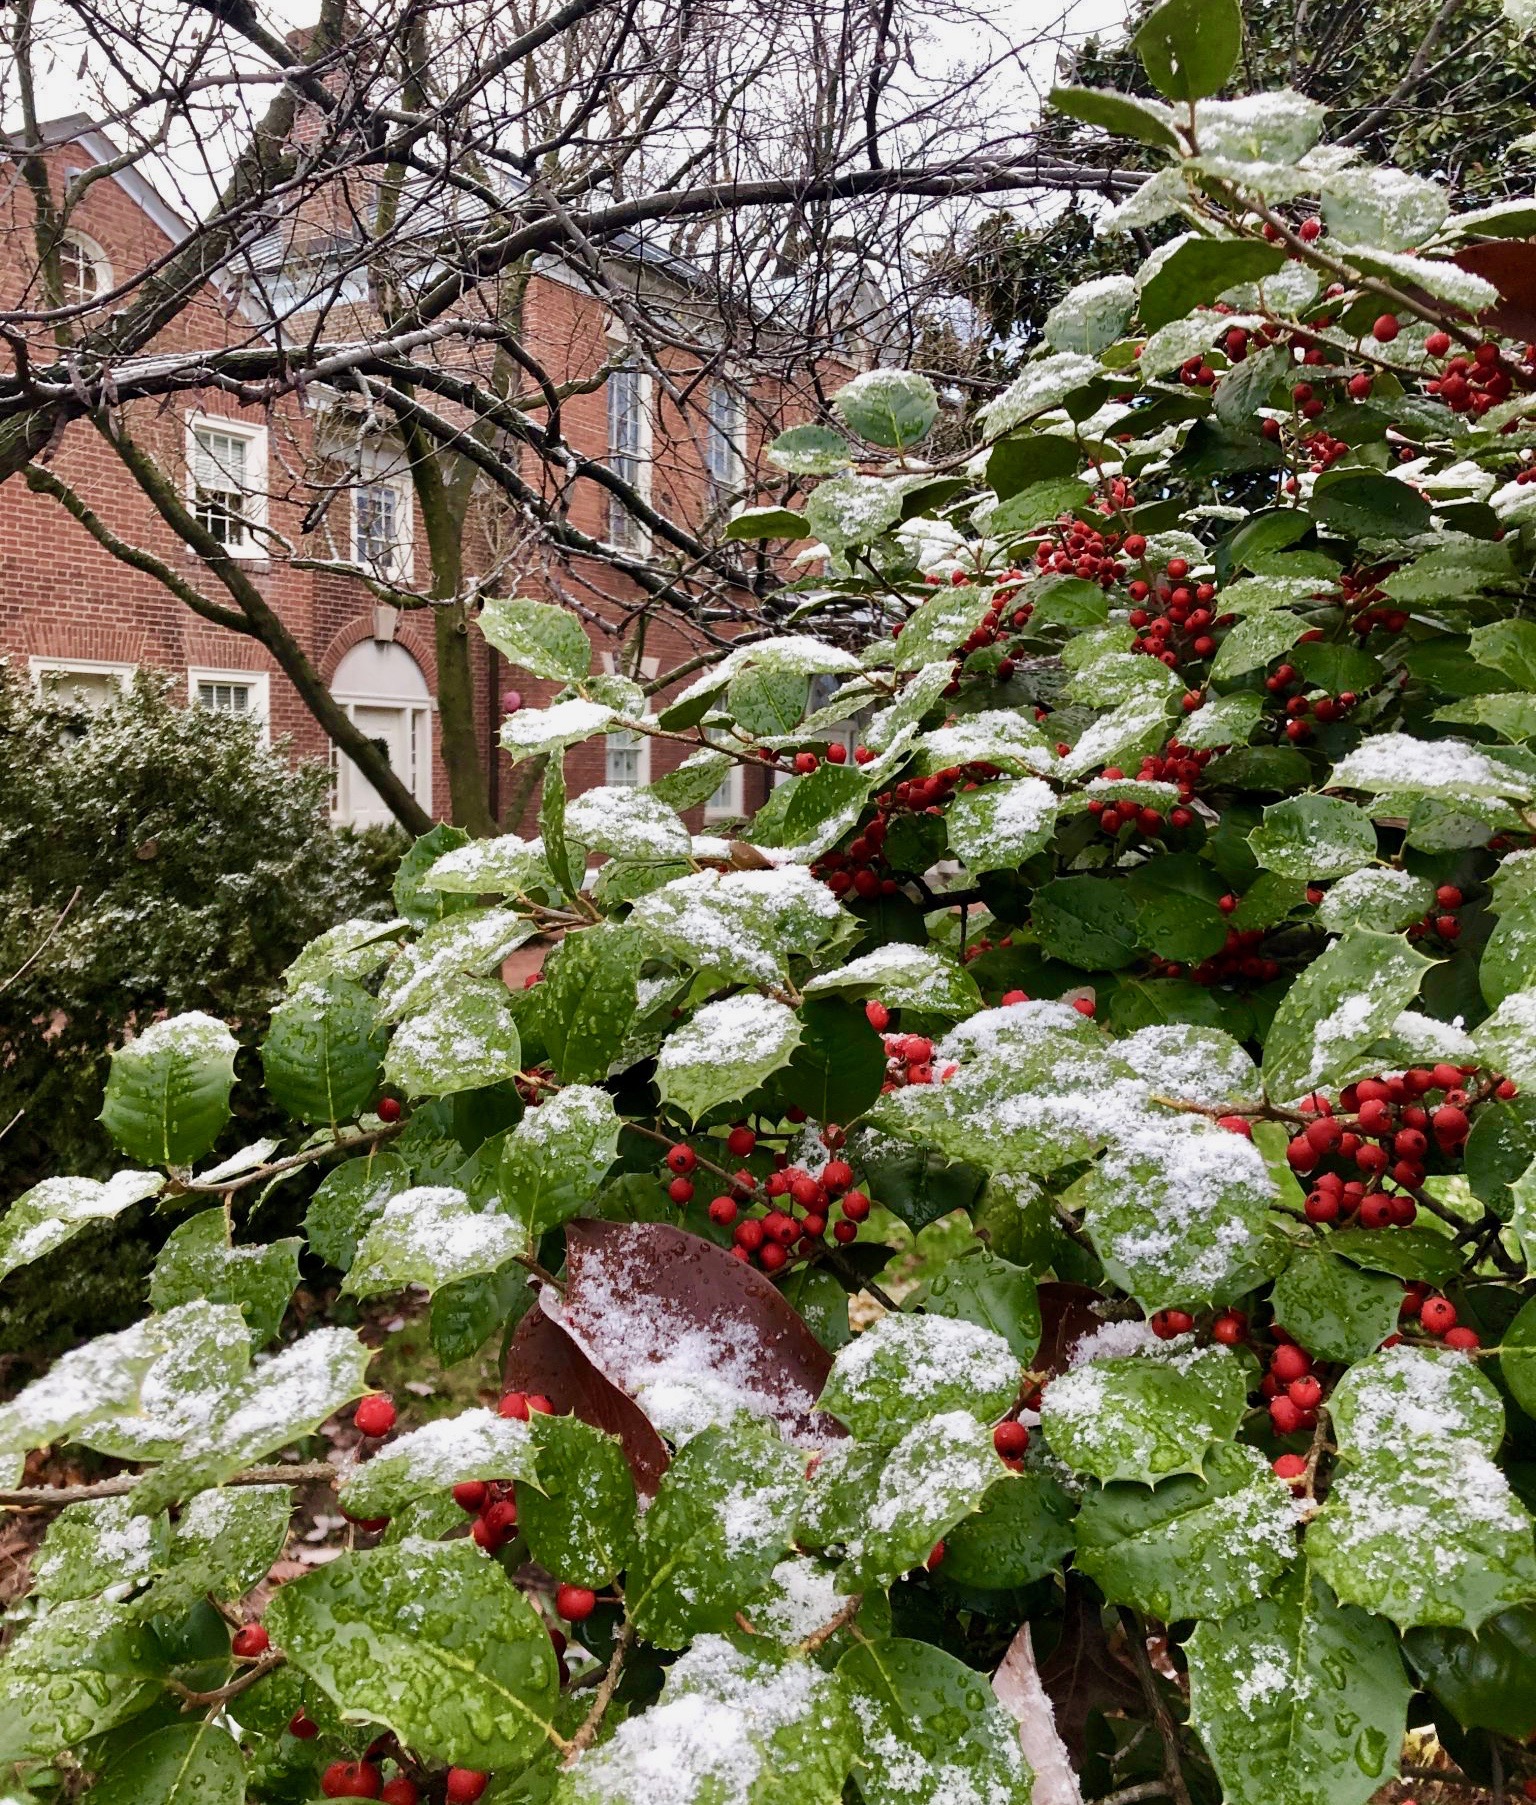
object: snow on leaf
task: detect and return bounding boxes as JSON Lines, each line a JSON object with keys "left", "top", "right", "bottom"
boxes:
{"left": 1321, "top": 167, "right": 1449, "bottom": 251}
{"left": 0, "top": 1170, "right": 163, "bottom": 1281}
{"left": 565, "top": 785, "right": 691, "bottom": 862}
{"left": 421, "top": 834, "right": 551, "bottom": 895}
{"left": 377, "top": 910, "right": 537, "bottom": 1022}
{"left": 819, "top": 1312, "right": 1019, "bottom": 1445}
{"left": 977, "top": 354, "right": 1102, "bottom": 440}
{"left": 1043, "top": 275, "right": 1136, "bottom": 354}
{"left": 383, "top": 980, "right": 522, "bottom": 1096}
{"left": 1193, "top": 90, "right": 1326, "bottom": 162}
{"left": 345, "top": 1186, "right": 522, "bottom": 1297}
{"left": 340, "top": 1408, "right": 536, "bottom": 1518}
{"left": 655, "top": 994, "right": 801, "bottom": 1123}
{"left": 1329, "top": 1343, "right": 1504, "bottom": 1464}
{"left": 803, "top": 943, "right": 982, "bottom": 1017}
{"left": 499, "top": 698, "right": 618, "bottom": 758}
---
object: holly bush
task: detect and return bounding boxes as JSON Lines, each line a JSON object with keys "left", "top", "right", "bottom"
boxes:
{"left": 9, "top": 5, "right": 1536, "bottom": 1800}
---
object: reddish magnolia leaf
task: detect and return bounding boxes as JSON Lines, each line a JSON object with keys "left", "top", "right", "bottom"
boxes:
{"left": 546, "top": 1219, "right": 843, "bottom": 1450}
{"left": 1033, "top": 1282, "right": 1114, "bottom": 1378}
{"left": 502, "top": 1304, "right": 671, "bottom": 1495}
{"left": 1450, "top": 241, "right": 1536, "bottom": 341}
{"left": 1036, "top": 1574, "right": 1144, "bottom": 1763}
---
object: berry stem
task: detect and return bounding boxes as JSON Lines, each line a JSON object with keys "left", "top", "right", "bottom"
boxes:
{"left": 796, "top": 1593, "right": 864, "bottom": 1654}
{"left": 563, "top": 1619, "right": 634, "bottom": 1764}
{"left": 1119, "top": 1608, "right": 1193, "bottom": 1805}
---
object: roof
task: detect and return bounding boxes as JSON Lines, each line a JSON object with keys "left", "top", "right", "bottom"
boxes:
{"left": 2, "top": 114, "right": 193, "bottom": 250}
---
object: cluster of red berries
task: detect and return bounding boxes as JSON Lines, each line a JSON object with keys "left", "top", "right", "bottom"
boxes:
{"left": 1402, "top": 1285, "right": 1482, "bottom": 1350}
{"left": 1031, "top": 511, "right": 1136, "bottom": 590}
{"left": 1169, "top": 920, "right": 1282, "bottom": 989}
{"left": 877, "top": 1024, "right": 958, "bottom": 1091}
{"left": 1260, "top": 1334, "right": 1323, "bottom": 1438}
{"left": 814, "top": 761, "right": 1006, "bottom": 900}
{"left": 1086, "top": 754, "right": 1205, "bottom": 840}
{"left": 1281, "top": 1067, "right": 1516, "bottom": 1217}
{"left": 1405, "top": 882, "right": 1466, "bottom": 943}
{"left": 1262, "top": 658, "right": 1361, "bottom": 741}
{"left": 1423, "top": 336, "right": 1513, "bottom": 415}
{"left": 317, "top": 1758, "right": 488, "bottom": 1802}
{"left": 1330, "top": 565, "right": 1411, "bottom": 638}
{"left": 1125, "top": 555, "right": 1221, "bottom": 669}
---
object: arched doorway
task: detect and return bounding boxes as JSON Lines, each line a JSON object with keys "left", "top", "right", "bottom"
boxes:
{"left": 330, "top": 639, "right": 434, "bottom": 827}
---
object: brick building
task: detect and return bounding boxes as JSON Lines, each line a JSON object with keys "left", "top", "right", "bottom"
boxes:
{"left": 0, "top": 115, "right": 836, "bottom": 832}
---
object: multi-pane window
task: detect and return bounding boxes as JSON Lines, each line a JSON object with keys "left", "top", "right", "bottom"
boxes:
{"left": 354, "top": 483, "right": 400, "bottom": 571}
{"left": 190, "top": 425, "right": 256, "bottom": 549}
{"left": 607, "top": 365, "right": 648, "bottom": 546}
{"left": 703, "top": 760, "right": 745, "bottom": 820}
{"left": 33, "top": 660, "right": 133, "bottom": 712}
{"left": 196, "top": 680, "right": 254, "bottom": 715}
{"left": 704, "top": 382, "right": 745, "bottom": 507}
{"left": 605, "top": 727, "right": 648, "bottom": 787}
{"left": 57, "top": 234, "right": 107, "bottom": 307}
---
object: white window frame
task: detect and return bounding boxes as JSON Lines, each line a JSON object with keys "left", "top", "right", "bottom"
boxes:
{"left": 604, "top": 726, "right": 651, "bottom": 788}
{"left": 330, "top": 646, "right": 435, "bottom": 826}
{"left": 703, "top": 759, "right": 745, "bottom": 821}
{"left": 606, "top": 357, "right": 653, "bottom": 549}
{"left": 187, "top": 668, "right": 271, "bottom": 740}
{"left": 348, "top": 448, "right": 415, "bottom": 584}
{"left": 56, "top": 230, "right": 112, "bottom": 308}
{"left": 29, "top": 656, "right": 136, "bottom": 707}
{"left": 704, "top": 380, "right": 746, "bottom": 509}
{"left": 186, "top": 413, "right": 269, "bottom": 558}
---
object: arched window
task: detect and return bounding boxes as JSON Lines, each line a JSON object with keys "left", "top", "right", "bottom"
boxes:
{"left": 329, "top": 639, "right": 434, "bottom": 826}
{"left": 56, "top": 232, "right": 111, "bottom": 308}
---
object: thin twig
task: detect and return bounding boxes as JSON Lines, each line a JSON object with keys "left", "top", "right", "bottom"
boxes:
{"left": 1119, "top": 1610, "right": 1193, "bottom": 1805}
{"left": 797, "top": 1594, "right": 863, "bottom": 1654}
{"left": 167, "top": 1650, "right": 285, "bottom": 1707}
{"left": 0, "top": 885, "right": 81, "bottom": 997}
{"left": 564, "top": 1619, "right": 633, "bottom": 1761}
{"left": 175, "top": 1123, "right": 404, "bottom": 1196}
{"left": 0, "top": 1461, "right": 337, "bottom": 1510}
{"left": 1086, "top": 1785, "right": 1172, "bottom": 1805}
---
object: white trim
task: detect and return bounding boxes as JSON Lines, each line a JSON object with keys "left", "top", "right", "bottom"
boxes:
{"left": 348, "top": 448, "right": 415, "bottom": 584}
{"left": 185, "top": 412, "right": 269, "bottom": 557}
{"left": 705, "top": 379, "right": 747, "bottom": 506}
{"left": 29, "top": 656, "right": 135, "bottom": 706}
{"left": 187, "top": 667, "right": 271, "bottom": 740}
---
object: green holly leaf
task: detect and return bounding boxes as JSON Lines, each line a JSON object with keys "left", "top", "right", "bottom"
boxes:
{"left": 73, "top": 1301, "right": 251, "bottom": 1463}
{"left": 843, "top": 1411, "right": 1004, "bottom": 1590}
{"left": 1502, "top": 1293, "right": 1536, "bottom": 1419}
{"left": 1248, "top": 796, "right": 1379, "bottom": 881}
{"left": 798, "top": 1440, "right": 887, "bottom": 1553}
{"left": 1323, "top": 1225, "right": 1463, "bottom": 1286}
{"left": 377, "top": 908, "right": 538, "bottom": 1022}
{"left": 498, "top": 1083, "right": 620, "bottom": 1240}
{"left": 766, "top": 422, "right": 855, "bottom": 475}
{"left": 558, "top": 1635, "right": 856, "bottom": 1805}
{"left": 1329, "top": 1343, "right": 1504, "bottom": 1462}
{"left": 100, "top": 1011, "right": 237, "bottom": 1169}
{"left": 1049, "top": 84, "right": 1180, "bottom": 150}
{"left": 304, "top": 1150, "right": 412, "bottom": 1271}
{"left": 834, "top": 369, "right": 940, "bottom": 449}
{"left": 1317, "top": 868, "right": 1435, "bottom": 935}
{"left": 1262, "top": 931, "right": 1431, "bottom": 1103}
{"left": 1212, "top": 611, "right": 1304, "bottom": 681}
{"left": 802, "top": 944, "right": 981, "bottom": 1017}
{"left": 819, "top": 1312, "right": 1020, "bottom": 1446}
{"left": 724, "top": 504, "right": 813, "bottom": 540}
{"left": 153, "top": 1484, "right": 294, "bottom": 1610}
{"left": 630, "top": 866, "right": 846, "bottom": 988}
{"left": 0, "top": 1600, "right": 163, "bottom": 1762}
{"left": 626, "top": 1420, "right": 806, "bottom": 1649}
{"left": 32, "top": 1496, "right": 166, "bottom": 1602}
{"left": 1042, "top": 1340, "right": 1250, "bottom": 1484}
{"left": 384, "top": 981, "right": 523, "bottom": 1098}
{"left": 1406, "top": 1602, "right": 1536, "bottom": 1738}
{"left": 260, "top": 975, "right": 387, "bottom": 1125}
{"left": 1308, "top": 1442, "right": 1536, "bottom": 1629}
{"left": 421, "top": 831, "right": 551, "bottom": 896}
{"left": 479, "top": 595, "right": 592, "bottom": 682}
{"left": 85, "top": 1721, "right": 246, "bottom": 1805}
{"left": 1187, "top": 1567, "right": 1411, "bottom": 1805}
{"left": 520, "top": 1412, "right": 637, "bottom": 1587}
{"left": 345, "top": 1186, "right": 523, "bottom": 1297}
{"left": 0, "top": 1169, "right": 162, "bottom": 1282}
{"left": 1270, "top": 1246, "right": 1400, "bottom": 1363}
{"left": 393, "top": 824, "right": 475, "bottom": 928}
{"left": 267, "top": 1538, "right": 561, "bottom": 1767}
{"left": 339, "top": 1407, "right": 536, "bottom": 1520}
{"left": 1140, "top": 238, "right": 1286, "bottom": 333}
{"left": 1031, "top": 876, "right": 1141, "bottom": 969}
{"left": 1074, "top": 1441, "right": 1297, "bottom": 1621}
{"left": 805, "top": 472, "right": 906, "bottom": 549}
{"left": 918, "top": 1248, "right": 1041, "bottom": 1363}
{"left": 946, "top": 778, "right": 1059, "bottom": 872}
{"left": 941, "top": 1469, "right": 1077, "bottom": 1589}
{"left": 133, "top": 1325, "right": 370, "bottom": 1512}
{"left": 565, "top": 784, "right": 691, "bottom": 861}
{"left": 655, "top": 994, "right": 802, "bottom": 1124}
{"left": 1475, "top": 989, "right": 1536, "bottom": 1089}
{"left": 149, "top": 1208, "right": 301, "bottom": 1348}
{"left": 837, "top": 1637, "right": 1033, "bottom": 1805}
{"left": 1082, "top": 1114, "right": 1276, "bottom": 1311}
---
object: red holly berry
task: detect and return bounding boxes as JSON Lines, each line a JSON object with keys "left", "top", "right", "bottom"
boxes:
{"left": 382, "top": 1781, "right": 422, "bottom": 1805}
{"left": 1347, "top": 373, "right": 1372, "bottom": 399}
{"left": 288, "top": 1710, "right": 319, "bottom": 1740}
{"left": 727, "top": 1125, "right": 756, "bottom": 1157}
{"left": 840, "top": 1190, "right": 871, "bottom": 1222}
{"left": 759, "top": 1241, "right": 788, "bottom": 1272}
{"left": 1071, "top": 997, "right": 1096, "bottom": 1018}
{"left": 1287, "top": 1375, "right": 1323, "bottom": 1411}
{"left": 1151, "top": 1308, "right": 1194, "bottom": 1339}
{"left": 667, "top": 1176, "right": 695, "bottom": 1205}
{"left": 322, "top": 1763, "right": 382, "bottom": 1800}
{"left": 665, "top": 1144, "right": 697, "bottom": 1175}
{"left": 865, "top": 999, "right": 890, "bottom": 1031}
{"left": 1443, "top": 1325, "right": 1482, "bottom": 1351}
{"left": 377, "top": 1096, "right": 403, "bottom": 1123}
{"left": 1425, "top": 330, "right": 1452, "bottom": 358}
{"left": 232, "top": 1622, "right": 270, "bottom": 1659}
{"left": 354, "top": 1394, "right": 397, "bottom": 1439}
{"left": 1211, "top": 1312, "right": 1247, "bottom": 1345}
{"left": 822, "top": 1160, "right": 854, "bottom": 1195}
{"left": 925, "top": 1541, "right": 946, "bottom": 1571}
{"left": 496, "top": 1390, "right": 553, "bottom": 1420}
{"left": 826, "top": 742, "right": 848, "bottom": 764}
{"left": 446, "top": 1773, "right": 490, "bottom": 1805}
{"left": 1419, "top": 1296, "right": 1458, "bottom": 1336}
{"left": 453, "top": 1480, "right": 488, "bottom": 1514}
{"left": 1435, "top": 884, "right": 1463, "bottom": 910}
{"left": 1269, "top": 1395, "right": 1303, "bottom": 1434}
{"left": 1372, "top": 313, "right": 1400, "bottom": 342}
{"left": 1216, "top": 1115, "right": 1253, "bottom": 1139}
{"left": 708, "top": 1196, "right": 738, "bottom": 1227}
{"left": 1271, "top": 1344, "right": 1311, "bottom": 1384}
{"left": 1273, "top": 1452, "right": 1307, "bottom": 1481}
{"left": 993, "top": 1420, "right": 1030, "bottom": 1458}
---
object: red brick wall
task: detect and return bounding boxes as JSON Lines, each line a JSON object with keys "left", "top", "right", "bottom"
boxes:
{"left": 0, "top": 138, "right": 835, "bottom": 832}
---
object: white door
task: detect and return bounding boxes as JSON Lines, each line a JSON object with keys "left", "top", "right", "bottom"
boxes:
{"left": 329, "top": 640, "right": 434, "bottom": 826}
